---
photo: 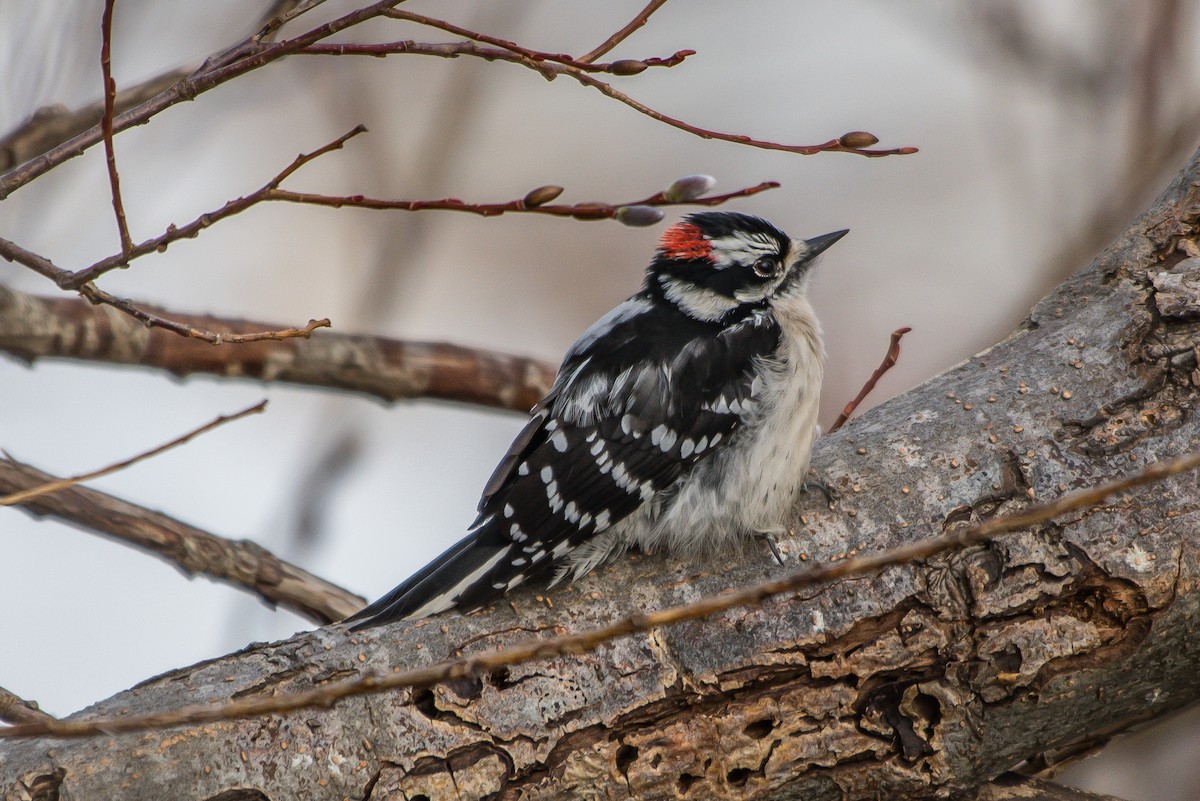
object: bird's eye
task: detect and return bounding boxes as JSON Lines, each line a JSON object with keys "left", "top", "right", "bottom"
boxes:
{"left": 752, "top": 257, "right": 778, "bottom": 278}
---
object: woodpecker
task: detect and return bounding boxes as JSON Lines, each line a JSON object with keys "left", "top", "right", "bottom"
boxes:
{"left": 346, "top": 212, "right": 846, "bottom": 628}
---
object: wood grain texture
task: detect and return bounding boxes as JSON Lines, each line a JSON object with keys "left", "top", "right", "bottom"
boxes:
{"left": 4, "top": 149, "right": 1200, "bottom": 800}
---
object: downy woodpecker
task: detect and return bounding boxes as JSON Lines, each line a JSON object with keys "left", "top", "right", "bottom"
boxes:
{"left": 346, "top": 212, "right": 846, "bottom": 627}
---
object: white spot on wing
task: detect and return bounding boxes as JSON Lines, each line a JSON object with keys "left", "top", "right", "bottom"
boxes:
{"left": 550, "top": 430, "right": 568, "bottom": 452}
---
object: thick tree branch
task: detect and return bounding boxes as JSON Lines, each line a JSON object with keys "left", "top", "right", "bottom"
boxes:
{"left": 0, "top": 284, "right": 555, "bottom": 412}
{"left": 0, "top": 458, "right": 363, "bottom": 624}
{"left": 3, "top": 448, "right": 1197, "bottom": 739}
{"left": 4, "top": 147, "right": 1200, "bottom": 799}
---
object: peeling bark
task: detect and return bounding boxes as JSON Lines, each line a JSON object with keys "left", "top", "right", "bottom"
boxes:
{"left": 4, "top": 151, "right": 1200, "bottom": 801}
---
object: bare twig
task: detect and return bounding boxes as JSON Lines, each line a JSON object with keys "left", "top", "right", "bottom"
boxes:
{"left": 0, "top": 458, "right": 365, "bottom": 625}
{"left": 302, "top": 39, "right": 692, "bottom": 76}
{"left": 0, "top": 236, "right": 75, "bottom": 286}
{"left": 573, "top": 69, "right": 916, "bottom": 157}
{"left": 384, "top": 9, "right": 691, "bottom": 74}
{"left": 578, "top": 0, "right": 672, "bottom": 63}
{"left": 0, "top": 67, "right": 192, "bottom": 174}
{"left": 0, "top": 401, "right": 267, "bottom": 507}
{"left": 386, "top": 9, "right": 915, "bottom": 158}
{"left": 49, "top": 122, "right": 774, "bottom": 292}
{"left": 0, "top": 0, "right": 407, "bottom": 199}
{"left": 100, "top": 0, "right": 133, "bottom": 256}
{"left": 79, "top": 283, "right": 331, "bottom": 344}
{"left": 0, "top": 686, "right": 55, "bottom": 725}
{"left": 0, "top": 284, "right": 556, "bottom": 413}
{"left": 264, "top": 179, "right": 780, "bottom": 219}
{"left": 65, "top": 125, "right": 368, "bottom": 289}
{"left": 4, "top": 449, "right": 1197, "bottom": 739}
{"left": 829, "top": 326, "right": 912, "bottom": 433}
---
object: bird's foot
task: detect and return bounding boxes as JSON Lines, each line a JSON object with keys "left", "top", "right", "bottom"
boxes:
{"left": 756, "top": 527, "right": 788, "bottom": 566}
{"left": 801, "top": 477, "right": 840, "bottom": 507}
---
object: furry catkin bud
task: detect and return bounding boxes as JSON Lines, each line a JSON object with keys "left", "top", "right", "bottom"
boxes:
{"left": 615, "top": 205, "right": 665, "bottom": 227}
{"left": 664, "top": 174, "right": 717, "bottom": 202}
{"left": 523, "top": 185, "right": 564, "bottom": 207}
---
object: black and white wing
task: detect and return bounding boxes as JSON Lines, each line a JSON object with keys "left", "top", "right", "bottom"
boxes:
{"left": 345, "top": 296, "right": 780, "bottom": 627}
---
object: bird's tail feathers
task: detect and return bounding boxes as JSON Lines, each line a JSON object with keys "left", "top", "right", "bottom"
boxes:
{"left": 344, "top": 517, "right": 527, "bottom": 629}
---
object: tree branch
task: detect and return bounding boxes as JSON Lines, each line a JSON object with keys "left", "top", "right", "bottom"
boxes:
{"left": 0, "top": 458, "right": 363, "bottom": 624}
{"left": 3, "top": 447, "right": 1197, "bottom": 739}
{"left": 3, "top": 145, "right": 1200, "bottom": 799}
{"left": 0, "top": 284, "right": 555, "bottom": 412}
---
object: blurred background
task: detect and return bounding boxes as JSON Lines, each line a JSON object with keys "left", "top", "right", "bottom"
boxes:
{"left": 2, "top": 1, "right": 1199, "bottom": 797}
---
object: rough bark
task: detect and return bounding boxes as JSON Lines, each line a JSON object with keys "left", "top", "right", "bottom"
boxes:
{"left": 4, "top": 150, "right": 1200, "bottom": 800}
{"left": 0, "top": 458, "right": 364, "bottom": 624}
{"left": 0, "top": 286, "right": 555, "bottom": 412}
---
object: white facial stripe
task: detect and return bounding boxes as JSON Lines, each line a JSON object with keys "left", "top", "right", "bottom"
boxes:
{"left": 661, "top": 276, "right": 739, "bottom": 321}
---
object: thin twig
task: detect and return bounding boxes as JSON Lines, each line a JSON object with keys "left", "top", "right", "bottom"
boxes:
{"left": 302, "top": 39, "right": 692, "bottom": 76}
{"left": 384, "top": 9, "right": 691, "bottom": 74}
{"left": 578, "top": 0, "right": 672, "bottom": 63}
{"left": 264, "top": 180, "right": 780, "bottom": 219}
{"left": 0, "top": 236, "right": 75, "bottom": 285}
{"left": 0, "top": 0, "right": 406, "bottom": 199}
{"left": 0, "top": 458, "right": 365, "bottom": 625}
{"left": 0, "top": 686, "right": 56, "bottom": 725}
{"left": 386, "top": 9, "right": 915, "bottom": 158}
{"left": 0, "top": 401, "right": 267, "bottom": 507}
{"left": 79, "top": 283, "right": 331, "bottom": 344}
{"left": 0, "top": 284, "right": 556, "bottom": 413}
{"left": 573, "top": 69, "right": 917, "bottom": 157}
{"left": 100, "top": 0, "right": 133, "bottom": 256}
{"left": 55, "top": 123, "right": 773, "bottom": 291}
{"left": 5, "top": 449, "right": 1198, "bottom": 739}
{"left": 66, "top": 125, "right": 369, "bottom": 289}
{"left": 828, "top": 327, "right": 912, "bottom": 434}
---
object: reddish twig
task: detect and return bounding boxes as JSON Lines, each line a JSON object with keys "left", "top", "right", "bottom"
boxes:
{"left": 100, "top": 0, "right": 133, "bottom": 256}
{"left": 4, "top": 448, "right": 1200, "bottom": 739}
{"left": 303, "top": 39, "right": 692, "bottom": 76}
{"left": 61, "top": 126, "right": 774, "bottom": 289}
{"left": 67, "top": 125, "right": 368, "bottom": 289}
{"left": 79, "top": 283, "right": 331, "bottom": 344}
{"left": 0, "top": 0, "right": 406, "bottom": 200}
{"left": 384, "top": 9, "right": 691, "bottom": 74}
{"left": 574, "top": 69, "right": 916, "bottom": 157}
{"left": 0, "top": 401, "right": 267, "bottom": 507}
{"left": 264, "top": 180, "right": 780, "bottom": 219}
{"left": 0, "top": 458, "right": 365, "bottom": 625}
{"left": 386, "top": 8, "right": 914, "bottom": 158}
{"left": 829, "top": 326, "right": 912, "bottom": 433}
{"left": 578, "top": 0, "right": 672, "bottom": 63}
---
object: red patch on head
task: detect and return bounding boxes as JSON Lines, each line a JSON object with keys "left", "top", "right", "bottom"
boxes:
{"left": 658, "top": 222, "right": 713, "bottom": 262}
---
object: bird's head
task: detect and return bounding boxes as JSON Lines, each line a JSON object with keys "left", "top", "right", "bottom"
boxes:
{"left": 649, "top": 211, "right": 847, "bottom": 322}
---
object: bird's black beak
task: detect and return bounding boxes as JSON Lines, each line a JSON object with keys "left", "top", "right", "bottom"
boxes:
{"left": 804, "top": 229, "right": 849, "bottom": 257}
